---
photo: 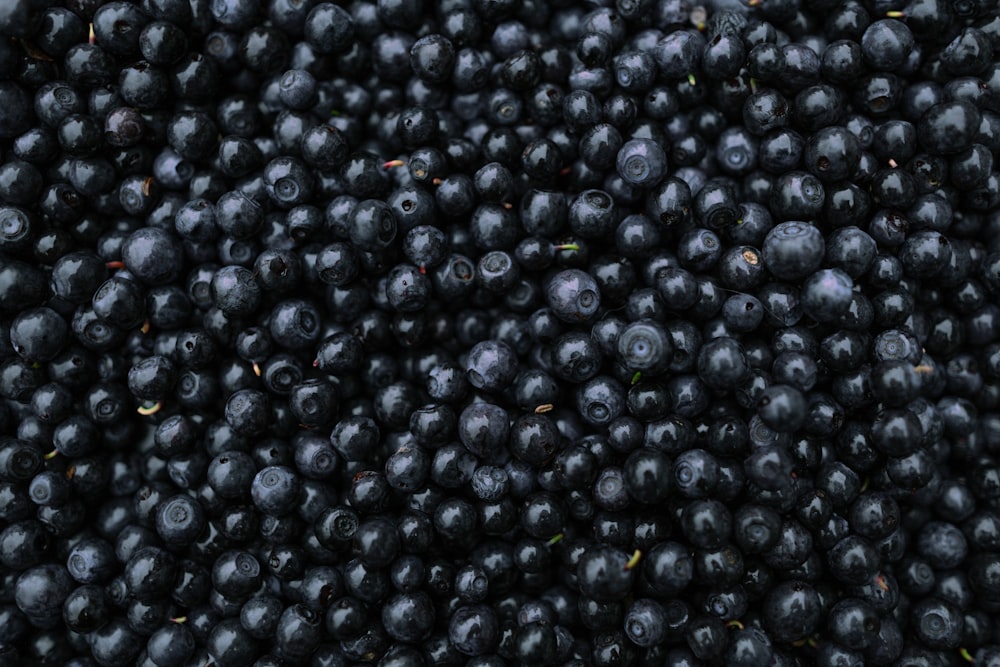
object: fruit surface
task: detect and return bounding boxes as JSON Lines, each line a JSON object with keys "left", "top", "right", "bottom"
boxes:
{"left": 0, "top": 0, "right": 1000, "bottom": 665}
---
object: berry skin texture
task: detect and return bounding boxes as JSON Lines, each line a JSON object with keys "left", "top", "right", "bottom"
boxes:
{"left": 763, "top": 580, "right": 822, "bottom": 643}
{"left": 616, "top": 138, "right": 667, "bottom": 188}
{"left": 449, "top": 604, "right": 499, "bottom": 656}
{"left": 10, "top": 307, "right": 68, "bottom": 362}
{"left": 545, "top": 269, "right": 601, "bottom": 323}
{"left": 466, "top": 340, "right": 518, "bottom": 393}
{"left": 762, "top": 221, "right": 825, "bottom": 281}
{"left": 2, "top": 0, "right": 1000, "bottom": 663}
{"left": 577, "top": 545, "right": 635, "bottom": 602}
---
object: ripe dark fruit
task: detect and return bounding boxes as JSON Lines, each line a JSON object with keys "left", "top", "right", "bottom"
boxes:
{"left": 0, "top": 1, "right": 997, "bottom": 665}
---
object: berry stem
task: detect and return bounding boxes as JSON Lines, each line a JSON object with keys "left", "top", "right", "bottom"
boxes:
{"left": 137, "top": 401, "right": 163, "bottom": 416}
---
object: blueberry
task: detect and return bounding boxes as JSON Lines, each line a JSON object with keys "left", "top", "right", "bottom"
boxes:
{"left": 911, "top": 597, "right": 963, "bottom": 649}
{"left": 463, "top": 340, "right": 516, "bottom": 393}
{"left": 918, "top": 101, "right": 981, "bottom": 156}
{"left": 762, "top": 580, "right": 821, "bottom": 643}
{"left": 146, "top": 622, "right": 195, "bottom": 666}
{"left": 654, "top": 30, "right": 704, "bottom": 80}
{"left": 121, "top": 228, "right": 185, "bottom": 286}
{"left": 603, "top": 319, "right": 661, "bottom": 373}
{"left": 263, "top": 155, "right": 314, "bottom": 209}
{"left": 616, "top": 138, "right": 667, "bottom": 189}
{"left": 10, "top": 307, "right": 67, "bottom": 362}
{"left": 250, "top": 465, "right": 300, "bottom": 516}
{"left": 449, "top": 604, "right": 499, "bottom": 656}
{"left": 507, "top": 413, "right": 559, "bottom": 468}
{"left": 224, "top": 388, "right": 269, "bottom": 437}
{"left": 89, "top": 617, "right": 143, "bottom": 666}
{"left": 544, "top": 269, "right": 601, "bottom": 323}
{"left": 799, "top": 268, "right": 855, "bottom": 323}
{"left": 620, "top": 598, "right": 664, "bottom": 648}
{"left": 14, "top": 563, "right": 73, "bottom": 629}
{"left": 210, "top": 549, "right": 262, "bottom": 600}
{"left": 575, "top": 375, "right": 625, "bottom": 427}
{"left": 577, "top": 545, "right": 634, "bottom": 603}
{"left": 122, "top": 545, "right": 176, "bottom": 603}
{"left": 1, "top": 0, "right": 999, "bottom": 661}
{"left": 210, "top": 265, "right": 261, "bottom": 317}
{"left": 268, "top": 298, "right": 321, "bottom": 349}
{"left": 155, "top": 494, "right": 205, "bottom": 545}
{"left": 703, "top": 32, "right": 746, "bottom": 80}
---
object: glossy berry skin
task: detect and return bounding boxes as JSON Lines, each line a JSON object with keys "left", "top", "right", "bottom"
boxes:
{"left": 269, "top": 299, "right": 321, "bottom": 349}
{"left": 381, "top": 591, "right": 435, "bottom": 643}
{"left": 762, "top": 221, "right": 825, "bottom": 281}
{"left": 10, "top": 307, "right": 68, "bottom": 362}
{"left": 1, "top": 0, "right": 999, "bottom": 662}
{"left": 263, "top": 157, "right": 314, "bottom": 210}
{"left": 466, "top": 340, "right": 518, "bottom": 393}
{"left": 918, "top": 101, "right": 981, "bottom": 155}
{"left": 225, "top": 389, "right": 270, "bottom": 436}
{"left": 121, "top": 228, "right": 185, "bottom": 286}
{"left": 726, "top": 626, "right": 773, "bottom": 667}
{"left": 624, "top": 598, "right": 666, "bottom": 648}
{"left": 569, "top": 189, "right": 617, "bottom": 238}
{"left": 756, "top": 384, "right": 808, "bottom": 433}
{"left": 577, "top": 545, "right": 634, "bottom": 603}
{"left": 15, "top": 563, "right": 74, "bottom": 628}
{"left": 545, "top": 269, "right": 601, "bottom": 323}
{"left": 122, "top": 545, "right": 177, "bottom": 603}
{"left": 617, "top": 320, "right": 672, "bottom": 376}
{"left": 146, "top": 622, "right": 195, "bottom": 666}
{"left": 449, "top": 604, "right": 499, "bottom": 656}
{"left": 911, "top": 597, "right": 963, "bottom": 649}
{"left": 211, "top": 266, "right": 261, "bottom": 317}
{"left": 616, "top": 138, "right": 667, "bottom": 188}
{"left": 697, "top": 337, "right": 751, "bottom": 392}
{"left": 251, "top": 466, "right": 300, "bottom": 516}
{"left": 623, "top": 448, "right": 672, "bottom": 505}
{"left": 89, "top": 617, "right": 143, "bottom": 666}
{"left": 827, "top": 598, "right": 880, "bottom": 651}
{"left": 861, "top": 20, "right": 914, "bottom": 72}
{"left": 763, "top": 580, "right": 822, "bottom": 643}
{"left": 801, "top": 269, "right": 854, "bottom": 322}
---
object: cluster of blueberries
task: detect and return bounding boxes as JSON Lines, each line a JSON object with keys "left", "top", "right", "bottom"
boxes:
{"left": 1, "top": 0, "right": 1000, "bottom": 665}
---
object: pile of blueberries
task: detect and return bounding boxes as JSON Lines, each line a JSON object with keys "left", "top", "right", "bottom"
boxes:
{"left": 2, "top": 0, "right": 1000, "bottom": 664}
